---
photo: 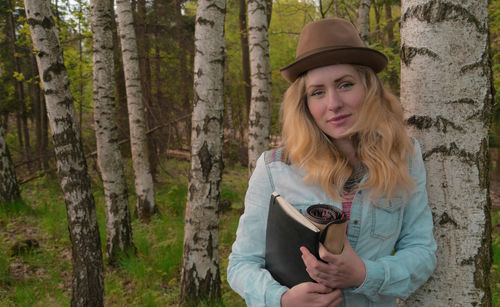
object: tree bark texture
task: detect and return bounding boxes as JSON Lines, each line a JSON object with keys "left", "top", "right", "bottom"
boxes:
{"left": 90, "top": 0, "right": 135, "bottom": 264}
{"left": 23, "top": 1, "right": 104, "bottom": 306}
{"left": 400, "top": 1, "right": 493, "bottom": 305}
{"left": 239, "top": 0, "right": 251, "bottom": 116}
{"left": 247, "top": 0, "right": 272, "bottom": 174}
{"left": 180, "top": 0, "right": 226, "bottom": 303}
{"left": 0, "top": 119, "right": 21, "bottom": 203}
{"left": 357, "top": 0, "right": 372, "bottom": 45}
{"left": 116, "top": 0, "right": 157, "bottom": 219}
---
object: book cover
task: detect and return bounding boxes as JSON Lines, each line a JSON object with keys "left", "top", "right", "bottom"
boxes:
{"left": 264, "top": 192, "right": 347, "bottom": 288}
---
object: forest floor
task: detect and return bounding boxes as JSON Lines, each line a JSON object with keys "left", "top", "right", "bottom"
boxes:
{"left": 0, "top": 158, "right": 248, "bottom": 306}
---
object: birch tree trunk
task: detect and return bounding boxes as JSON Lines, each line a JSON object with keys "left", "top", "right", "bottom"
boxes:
{"left": 180, "top": 0, "right": 226, "bottom": 303}
{"left": 357, "top": 0, "right": 372, "bottom": 45}
{"left": 115, "top": 0, "right": 157, "bottom": 220}
{"left": 400, "top": 1, "right": 493, "bottom": 305}
{"left": 24, "top": 0, "right": 104, "bottom": 305}
{"left": 0, "top": 119, "right": 20, "bottom": 203}
{"left": 247, "top": 0, "right": 272, "bottom": 174}
{"left": 90, "top": 0, "right": 135, "bottom": 264}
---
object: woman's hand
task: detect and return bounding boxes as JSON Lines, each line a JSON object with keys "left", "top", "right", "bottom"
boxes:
{"left": 301, "top": 239, "right": 366, "bottom": 289}
{"left": 281, "top": 282, "right": 343, "bottom": 307}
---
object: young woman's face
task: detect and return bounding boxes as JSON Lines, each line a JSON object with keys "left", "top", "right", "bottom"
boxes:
{"left": 305, "top": 64, "right": 365, "bottom": 142}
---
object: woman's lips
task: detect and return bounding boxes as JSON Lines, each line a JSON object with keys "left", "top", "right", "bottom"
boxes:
{"left": 328, "top": 114, "right": 351, "bottom": 125}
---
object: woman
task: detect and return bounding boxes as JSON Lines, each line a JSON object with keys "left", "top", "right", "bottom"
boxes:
{"left": 227, "top": 18, "right": 436, "bottom": 307}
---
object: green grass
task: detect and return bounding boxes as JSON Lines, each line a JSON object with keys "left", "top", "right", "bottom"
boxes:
{"left": 0, "top": 158, "right": 246, "bottom": 306}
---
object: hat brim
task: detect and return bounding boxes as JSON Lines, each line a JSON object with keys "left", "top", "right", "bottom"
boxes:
{"left": 280, "top": 47, "right": 388, "bottom": 83}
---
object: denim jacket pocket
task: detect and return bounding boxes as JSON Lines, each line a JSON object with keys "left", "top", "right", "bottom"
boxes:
{"left": 370, "top": 198, "right": 404, "bottom": 240}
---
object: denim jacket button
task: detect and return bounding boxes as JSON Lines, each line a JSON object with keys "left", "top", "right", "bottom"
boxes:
{"left": 353, "top": 220, "right": 359, "bottom": 224}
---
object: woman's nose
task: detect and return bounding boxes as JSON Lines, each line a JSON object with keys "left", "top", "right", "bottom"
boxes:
{"left": 326, "top": 90, "right": 343, "bottom": 111}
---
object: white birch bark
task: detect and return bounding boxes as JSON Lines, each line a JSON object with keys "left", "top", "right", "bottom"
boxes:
{"left": 24, "top": 0, "right": 104, "bottom": 305}
{"left": 400, "top": 1, "right": 492, "bottom": 305}
{"left": 90, "top": 0, "right": 134, "bottom": 264}
{"left": 0, "top": 119, "right": 20, "bottom": 203}
{"left": 357, "top": 0, "right": 372, "bottom": 45}
{"left": 115, "top": 0, "right": 156, "bottom": 219}
{"left": 180, "top": 0, "right": 226, "bottom": 302}
{"left": 247, "top": 0, "right": 272, "bottom": 174}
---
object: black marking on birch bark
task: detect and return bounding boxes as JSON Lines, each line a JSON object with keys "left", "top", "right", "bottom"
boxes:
{"left": 207, "top": 233, "right": 214, "bottom": 259}
{"left": 438, "top": 212, "right": 458, "bottom": 227}
{"left": 248, "top": 25, "right": 268, "bottom": 32}
{"left": 402, "top": 0, "right": 487, "bottom": 33}
{"left": 253, "top": 95, "right": 270, "bottom": 102}
{"left": 209, "top": 57, "right": 225, "bottom": 65}
{"left": 445, "top": 98, "right": 476, "bottom": 105}
{"left": 461, "top": 61, "right": 485, "bottom": 74}
{"left": 477, "top": 137, "right": 488, "bottom": 184}
{"left": 482, "top": 45, "right": 495, "bottom": 127}
{"left": 198, "top": 141, "right": 212, "bottom": 181}
{"left": 400, "top": 44, "right": 438, "bottom": 66}
{"left": 206, "top": 2, "right": 226, "bottom": 14}
{"left": 42, "top": 62, "right": 67, "bottom": 82}
{"left": 422, "top": 142, "right": 475, "bottom": 165}
{"left": 194, "top": 67, "right": 203, "bottom": 79}
{"left": 61, "top": 171, "right": 92, "bottom": 195}
{"left": 194, "top": 46, "right": 205, "bottom": 57}
{"left": 195, "top": 125, "right": 202, "bottom": 137}
{"left": 27, "top": 17, "right": 54, "bottom": 29}
{"left": 52, "top": 122, "right": 79, "bottom": 146}
{"left": 181, "top": 265, "right": 221, "bottom": 303}
{"left": 247, "top": 0, "right": 267, "bottom": 14}
{"left": 203, "top": 116, "right": 222, "bottom": 135}
{"left": 406, "top": 115, "right": 463, "bottom": 133}
{"left": 193, "top": 90, "right": 200, "bottom": 108}
{"left": 137, "top": 193, "right": 154, "bottom": 220}
{"left": 460, "top": 257, "right": 474, "bottom": 265}
{"left": 197, "top": 17, "right": 215, "bottom": 27}
{"left": 466, "top": 109, "right": 483, "bottom": 121}
{"left": 253, "top": 111, "right": 261, "bottom": 126}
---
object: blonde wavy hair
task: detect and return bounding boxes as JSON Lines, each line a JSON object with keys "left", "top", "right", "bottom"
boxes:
{"left": 281, "top": 65, "right": 415, "bottom": 203}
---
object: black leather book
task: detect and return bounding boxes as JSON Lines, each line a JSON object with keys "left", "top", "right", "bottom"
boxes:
{"left": 264, "top": 192, "right": 347, "bottom": 288}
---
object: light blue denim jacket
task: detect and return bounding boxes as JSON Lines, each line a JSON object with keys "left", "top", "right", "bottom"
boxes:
{"left": 227, "top": 139, "right": 436, "bottom": 306}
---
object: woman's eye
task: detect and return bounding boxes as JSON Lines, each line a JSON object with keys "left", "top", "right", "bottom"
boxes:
{"left": 339, "top": 82, "right": 354, "bottom": 89}
{"left": 310, "top": 90, "right": 324, "bottom": 96}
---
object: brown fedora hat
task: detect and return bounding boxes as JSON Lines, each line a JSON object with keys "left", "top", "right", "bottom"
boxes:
{"left": 280, "top": 18, "right": 388, "bottom": 83}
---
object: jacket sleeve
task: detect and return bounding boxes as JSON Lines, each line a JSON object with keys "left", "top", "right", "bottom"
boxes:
{"left": 227, "top": 154, "right": 289, "bottom": 307}
{"left": 350, "top": 139, "right": 437, "bottom": 301}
